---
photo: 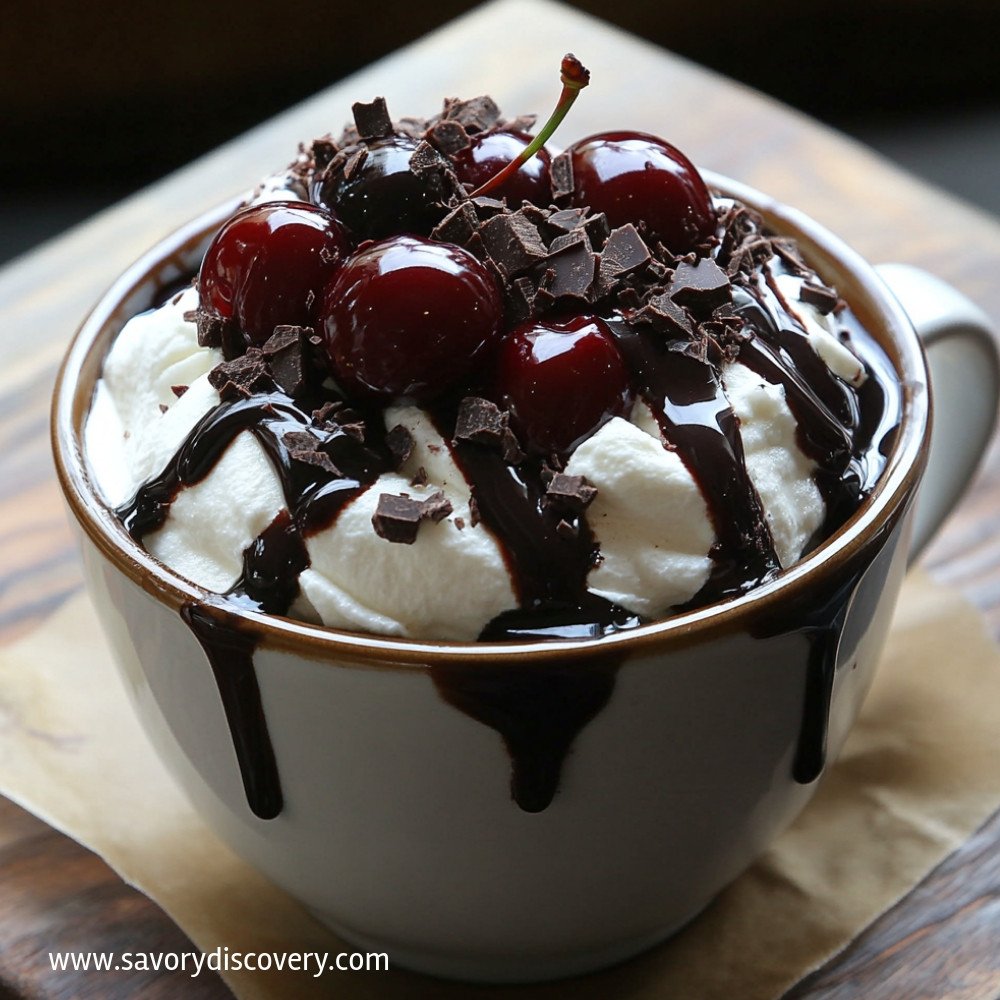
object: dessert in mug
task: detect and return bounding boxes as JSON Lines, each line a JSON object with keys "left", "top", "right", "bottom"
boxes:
{"left": 84, "top": 58, "right": 901, "bottom": 813}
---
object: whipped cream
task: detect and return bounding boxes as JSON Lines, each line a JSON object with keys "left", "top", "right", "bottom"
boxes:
{"left": 86, "top": 263, "right": 864, "bottom": 641}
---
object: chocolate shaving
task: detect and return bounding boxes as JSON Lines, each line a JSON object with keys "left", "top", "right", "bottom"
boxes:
{"left": 431, "top": 202, "right": 479, "bottom": 245}
{"left": 550, "top": 151, "right": 574, "bottom": 200}
{"left": 311, "top": 137, "right": 338, "bottom": 171}
{"left": 454, "top": 396, "right": 508, "bottom": 447}
{"left": 158, "top": 403, "right": 168, "bottom": 414}
{"left": 443, "top": 95, "right": 501, "bottom": 133}
{"left": 600, "top": 224, "right": 651, "bottom": 281}
{"left": 352, "top": 97, "right": 393, "bottom": 141}
{"left": 411, "top": 466, "right": 428, "bottom": 487}
{"left": 427, "top": 119, "right": 470, "bottom": 154}
{"left": 409, "top": 140, "right": 447, "bottom": 176}
{"left": 539, "top": 241, "right": 596, "bottom": 302}
{"left": 208, "top": 349, "right": 272, "bottom": 401}
{"left": 478, "top": 211, "right": 548, "bottom": 279}
{"left": 386, "top": 424, "right": 415, "bottom": 468}
{"left": 342, "top": 147, "right": 368, "bottom": 181}
{"left": 371, "top": 489, "right": 453, "bottom": 543}
{"left": 799, "top": 280, "right": 839, "bottom": 315}
{"left": 171, "top": 384, "right": 188, "bottom": 398}
{"left": 669, "top": 259, "right": 732, "bottom": 312}
{"left": 372, "top": 493, "right": 424, "bottom": 544}
{"left": 631, "top": 293, "right": 694, "bottom": 339}
{"left": 421, "top": 490, "right": 453, "bottom": 523}
{"left": 544, "top": 472, "right": 597, "bottom": 515}
{"left": 548, "top": 229, "right": 590, "bottom": 254}
{"left": 262, "top": 325, "right": 309, "bottom": 397}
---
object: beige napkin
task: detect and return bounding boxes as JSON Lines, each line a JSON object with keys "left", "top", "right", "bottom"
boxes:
{"left": 2, "top": 569, "right": 1000, "bottom": 999}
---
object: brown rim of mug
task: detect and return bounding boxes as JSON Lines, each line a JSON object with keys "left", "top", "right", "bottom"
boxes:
{"left": 51, "top": 173, "right": 930, "bottom": 666}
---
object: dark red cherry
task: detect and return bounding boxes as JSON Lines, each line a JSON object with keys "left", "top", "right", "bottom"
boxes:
{"left": 315, "top": 135, "right": 447, "bottom": 241}
{"left": 199, "top": 201, "right": 350, "bottom": 346}
{"left": 320, "top": 235, "right": 503, "bottom": 399}
{"left": 496, "top": 315, "right": 633, "bottom": 454}
{"left": 452, "top": 130, "right": 553, "bottom": 206}
{"left": 568, "top": 131, "right": 716, "bottom": 253}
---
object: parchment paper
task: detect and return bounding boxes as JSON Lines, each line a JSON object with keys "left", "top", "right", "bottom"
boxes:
{"left": 2, "top": 569, "right": 999, "bottom": 998}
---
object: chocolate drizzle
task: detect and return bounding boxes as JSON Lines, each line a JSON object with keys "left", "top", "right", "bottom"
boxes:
{"left": 180, "top": 603, "right": 282, "bottom": 820}
{"left": 431, "top": 658, "right": 618, "bottom": 812}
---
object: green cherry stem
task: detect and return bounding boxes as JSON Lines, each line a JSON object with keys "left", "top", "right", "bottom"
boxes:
{"left": 468, "top": 54, "right": 590, "bottom": 199}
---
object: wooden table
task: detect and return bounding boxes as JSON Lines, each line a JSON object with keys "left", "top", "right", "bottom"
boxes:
{"left": 3, "top": 1, "right": 1000, "bottom": 995}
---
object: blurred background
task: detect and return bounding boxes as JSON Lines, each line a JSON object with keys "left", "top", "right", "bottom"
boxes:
{"left": 2, "top": 0, "right": 998, "bottom": 266}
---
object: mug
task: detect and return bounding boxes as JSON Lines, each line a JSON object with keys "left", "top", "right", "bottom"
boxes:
{"left": 52, "top": 174, "right": 999, "bottom": 982}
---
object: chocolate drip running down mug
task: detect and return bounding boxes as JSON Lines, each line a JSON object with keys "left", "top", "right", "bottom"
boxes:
{"left": 53, "top": 173, "right": 999, "bottom": 982}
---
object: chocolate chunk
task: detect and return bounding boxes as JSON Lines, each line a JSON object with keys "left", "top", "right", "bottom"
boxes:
{"left": 582, "top": 213, "right": 610, "bottom": 250}
{"left": 421, "top": 490, "right": 453, "bottom": 523}
{"left": 208, "top": 349, "right": 273, "bottom": 400}
{"left": 340, "top": 421, "right": 366, "bottom": 443}
{"left": 386, "top": 423, "right": 415, "bottom": 468}
{"left": 454, "top": 396, "right": 508, "bottom": 447}
{"left": 550, "top": 151, "right": 574, "bottom": 200}
{"left": 409, "top": 140, "right": 447, "bottom": 176}
{"left": 430, "top": 201, "right": 479, "bottom": 245}
{"left": 443, "top": 95, "right": 501, "bottom": 133}
{"left": 411, "top": 466, "right": 428, "bottom": 487}
{"left": 342, "top": 147, "right": 368, "bottom": 181}
{"left": 281, "top": 431, "right": 317, "bottom": 452}
{"left": 549, "top": 229, "right": 590, "bottom": 254}
{"left": 158, "top": 403, "right": 168, "bottom": 414}
{"left": 262, "top": 325, "right": 308, "bottom": 396}
{"left": 545, "top": 472, "right": 597, "bottom": 515}
{"left": 504, "top": 275, "right": 537, "bottom": 325}
{"left": 454, "top": 516, "right": 466, "bottom": 531}
{"left": 545, "top": 207, "right": 587, "bottom": 235}
{"left": 372, "top": 493, "right": 424, "bottom": 544}
{"left": 352, "top": 97, "right": 393, "bottom": 141}
{"left": 541, "top": 240, "right": 596, "bottom": 302}
{"left": 668, "top": 259, "right": 732, "bottom": 311}
{"left": 471, "top": 196, "right": 508, "bottom": 217}
{"left": 633, "top": 293, "right": 694, "bottom": 339}
{"left": 311, "top": 137, "right": 338, "bottom": 171}
{"left": 478, "top": 211, "right": 547, "bottom": 279}
{"left": 171, "top": 384, "right": 188, "bottom": 398}
{"left": 799, "top": 280, "right": 839, "bottom": 315}
{"left": 193, "top": 308, "right": 228, "bottom": 349}
{"left": 283, "top": 428, "right": 341, "bottom": 475}
{"left": 311, "top": 400, "right": 343, "bottom": 427}
{"left": 600, "top": 224, "right": 651, "bottom": 280}
{"left": 427, "top": 119, "right": 470, "bottom": 154}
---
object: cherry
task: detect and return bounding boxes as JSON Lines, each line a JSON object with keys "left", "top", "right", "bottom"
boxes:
{"left": 199, "top": 201, "right": 350, "bottom": 347}
{"left": 315, "top": 135, "right": 446, "bottom": 241}
{"left": 452, "top": 130, "right": 553, "bottom": 206}
{"left": 320, "top": 235, "right": 503, "bottom": 399}
{"left": 496, "top": 315, "right": 633, "bottom": 454}
{"left": 568, "top": 131, "right": 716, "bottom": 253}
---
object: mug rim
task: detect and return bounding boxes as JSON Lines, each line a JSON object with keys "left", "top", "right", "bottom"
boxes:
{"left": 51, "top": 172, "right": 930, "bottom": 665}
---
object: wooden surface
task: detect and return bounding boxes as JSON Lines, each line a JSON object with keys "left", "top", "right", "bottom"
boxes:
{"left": 3, "top": 1, "right": 1000, "bottom": 996}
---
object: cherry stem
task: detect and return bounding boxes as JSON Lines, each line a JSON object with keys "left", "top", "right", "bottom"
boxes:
{"left": 468, "top": 54, "right": 590, "bottom": 200}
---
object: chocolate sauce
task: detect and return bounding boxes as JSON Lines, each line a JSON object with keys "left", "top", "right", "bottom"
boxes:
{"left": 430, "top": 658, "right": 618, "bottom": 812}
{"left": 180, "top": 603, "right": 282, "bottom": 819}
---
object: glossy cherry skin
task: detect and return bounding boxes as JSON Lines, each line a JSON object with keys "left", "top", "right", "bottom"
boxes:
{"left": 451, "top": 130, "right": 553, "bottom": 206}
{"left": 199, "top": 201, "right": 350, "bottom": 347}
{"left": 316, "top": 135, "right": 445, "bottom": 241}
{"left": 319, "top": 235, "right": 503, "bottom": 399}
{"left": 496, "top": 315, "right": 633, "bottom": 455}
{"left": 568, "top": 131, "right": 716, "bottom": 253}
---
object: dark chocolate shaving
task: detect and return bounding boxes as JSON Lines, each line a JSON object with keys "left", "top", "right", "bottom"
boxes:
{"left": 454, "top": 396, "right": 508, "bottom": 447}
{"left": 442, "top": 95, "right": 501, "bottom": 133}
{"left": 427, "top": 119, "right": 470, "bottom": 154}
{"left": 799, "top": 280, "right": 839, "bottom": 315}
{"left": 372, "top": 493, "right": 424, "bottom": 544}
{"left": 430, "top": 202, "right": 479, "bottom": 245}
{"left": 600, "top": 224, "right": 651, "bottom": 281}
{"left": 544, "top": 473, "right": 597, "bottom": 515}
{"left": 477, "top": 211, "right": 548, "bottom": 279}
{"left": 669, "top": 259, "right": 732, "bottom": 312}
{"left": 550, "top": 151, "right": 574, "bottom": 200}
{"left": 208, "top": 350, "right": 273, "bottom": 401}
{"left": 386, "top": 424, "right": 415, "bottom": 468}
{"left": 352, "top": 97, "right": 393, "bottom": 141}
{"left": 171, "top": 384, "right": 188, "bottom": 398}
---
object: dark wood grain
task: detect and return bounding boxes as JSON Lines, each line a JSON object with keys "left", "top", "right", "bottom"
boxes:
{"left": 3, "top": 1, "right": 1000, "bottom": 996}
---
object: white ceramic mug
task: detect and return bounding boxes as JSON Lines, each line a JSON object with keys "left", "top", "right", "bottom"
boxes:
{"left": 52, "top": 176, "right": 999, "bottom": 983}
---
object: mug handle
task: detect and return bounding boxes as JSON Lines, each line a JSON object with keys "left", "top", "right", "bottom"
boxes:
{"left": 875, "top": 263, "right": 1000, "bottom": 560}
